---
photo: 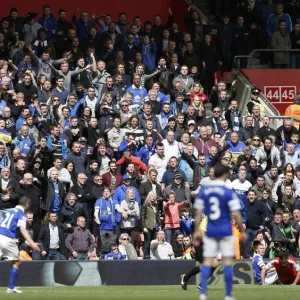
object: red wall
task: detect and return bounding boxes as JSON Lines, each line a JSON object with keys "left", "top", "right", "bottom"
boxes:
{"left": 242, "top": 69, "right": 300, "bottom": 115}
{"left": 0, "top": 0, "right": 187, "bottom": 30}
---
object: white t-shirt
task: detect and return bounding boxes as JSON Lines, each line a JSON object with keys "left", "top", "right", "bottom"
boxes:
{"left": 148, "top": 154, "right": 168, "bottom": 183}
{"left": 162, "top": 139, "right": 180, "bottom": 160}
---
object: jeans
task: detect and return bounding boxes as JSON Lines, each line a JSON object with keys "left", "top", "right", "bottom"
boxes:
{"left": 71, "top": 252, "right": 89, "bottom": 260}
{"left": 143, "top": 229, "right": 157, "bottom": 258}
{"left": 99, "top": 229, "right": 117, "bottom": 255}
{"left": 242, "top": 228, "right": 259, "bottom": 258}
{"left": 47, "top": 249, "right": 66, "bottom": 260}
{"left": 165, "top": 228, "right": 180, "bottom": 244}
{"left": 290, "top": 53, "right": 300, "bottom": 69}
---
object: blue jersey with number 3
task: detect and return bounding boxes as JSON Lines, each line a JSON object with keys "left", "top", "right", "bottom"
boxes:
{"left": 0, "top": 205, "right": 26, "bottom": 239}
{"left": 195, "top": 180, "right": 241, "bottom": 238}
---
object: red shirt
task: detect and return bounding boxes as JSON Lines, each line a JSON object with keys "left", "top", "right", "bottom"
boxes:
{"left": 266, "top": 257, "right": 300, "bottom": 284}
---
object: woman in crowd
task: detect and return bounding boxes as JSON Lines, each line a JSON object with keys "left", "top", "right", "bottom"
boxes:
{"left": 141, "top": 191, "right": 161, "bottom": 259}
{"left": 120, "top": 187, "right": 140, "bottom": 239}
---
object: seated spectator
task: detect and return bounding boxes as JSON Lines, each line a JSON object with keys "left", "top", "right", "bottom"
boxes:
{"left": 172, "top": 232, "right": 185, "bottom": 259}
{"left": 150, "top": 230, "right": 174, "bottom": 260}
{"left": 17, "top": 211, "right": 41, "bottom": 260}
{"left": 65, "top": 216, "right": 94, "bottom": 260}
{"left": 104, "top": 243, "right": 126, "bottom": 260}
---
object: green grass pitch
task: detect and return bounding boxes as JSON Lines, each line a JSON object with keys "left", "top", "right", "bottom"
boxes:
{"left": 1, "top": 285, "right": 300, "bottom": 300}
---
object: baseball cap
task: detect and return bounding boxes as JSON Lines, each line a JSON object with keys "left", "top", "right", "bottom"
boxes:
{"left": 188, "top": 120, "right": 195, "bottom": 126}
{"left": 122, "top": 174, "right": 130, "bottom": 181}
{"left": 78, "top": 137, "right": 87, "bottom": 142}
{"left": 173, "top": 173, "right": 183, "bottom": 179}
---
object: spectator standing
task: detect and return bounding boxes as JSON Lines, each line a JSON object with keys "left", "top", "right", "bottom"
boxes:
{"left": 271, "top": 20, "right": 291, "bottom": 68}
{"left": 94, "top": 187, "right": 123, "bottom": 255}
{"left": 163, "top": 191, "right": 188, "bottom": 244}
{"left": 37, "top": 212, "right": 68, "bottom": 260}
{"left": 65, "top": 216, "right": 94, "bottom": 260}
{"left": 119, "top": 188, "right": 140, "bottom": 239}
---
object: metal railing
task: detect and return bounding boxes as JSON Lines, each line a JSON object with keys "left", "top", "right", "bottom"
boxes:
{"left": 234, "top": 49, "right": 300, "bottom": 68}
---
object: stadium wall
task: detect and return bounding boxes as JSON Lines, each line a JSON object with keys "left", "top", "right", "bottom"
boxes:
{"left": 0, "top": 260, "right": 259, "bottom": 286}
{"left": 1, "top": 0, "right": 187, "bottom": 30}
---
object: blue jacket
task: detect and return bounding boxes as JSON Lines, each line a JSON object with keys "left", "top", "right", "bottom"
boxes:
{"left": 38, "top": 14, "right": 58, "bottom": 42}
{"left": 51, "top": 88, "right": 69, "bottom": 105}
{"left": 142, "top": 43, "right": 157, "bottom": 72}
{"left": 137, "top": 144, "right": 156, "bottom": 165}
{"left": 125, "top": 85, "right": 148, "bottom": 106}
{"left": 170, "top": 102, "right": 188, "bottom": 116}
{"left": 46, "top": 134, "right": 68, "bottom": 159}
{"left": 72, "top": 17, "right": 94, "bottom": 39}
{"left": 112, "top": 184, "right": 141, "bottom": 223}
{"left": 13, "top": 134, "right": 36, "bottom": 155}
{"left": 16, "top": 116, "right": 25, "bottom": 132}
{"left": 105, "top": 252, "right": 126, "bottom": 260}
{"left": 118, "top": 140, "right": 138, "bottom": 158}
{"left": 180, "top": 216, "right": 195, "bottom": 236}
{"left": 267, "top": 13, "right": 292, "bottom": 38}
{"left": 95, "top": 197, "right": 119, "bottom": 230}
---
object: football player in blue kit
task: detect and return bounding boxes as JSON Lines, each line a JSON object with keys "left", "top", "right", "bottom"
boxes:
{"left": 194, "top": 164, "right": 246, "bottom": 300}
{"left": 0, "top": 196, "right": 40, "bottom": 293}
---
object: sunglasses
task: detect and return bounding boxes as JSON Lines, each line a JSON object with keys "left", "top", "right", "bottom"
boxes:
{"left": 122, "top": 105, "right": 128, "bottom": 107}
{"left": 213, "top": 111, "right": 220, "bottom": 113}
{"left": 253, "top": 139, "right": 260, "bottom": 141}
{"left": 112, "top": 248, "right": 118, "bottom": 251}
{"left": 122, "top": 238, "right": 129, "bottom": 241}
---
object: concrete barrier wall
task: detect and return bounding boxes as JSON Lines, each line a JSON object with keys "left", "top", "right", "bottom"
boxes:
{"left": 0, "top": 260, "right": 266, "bottom": 286}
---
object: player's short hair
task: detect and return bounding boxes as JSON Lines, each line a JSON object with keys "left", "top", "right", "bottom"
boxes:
{"left": 252, "top": 241, "right": 263, "bottom": 251}
{"left": 19, "top": 196, "right": 31, "bottom": 207}
{"left": 214, "top": 163, "right": 231, "bottom": 178}
{"left": 278, "top": 250, "right": 289, "bottom": 259}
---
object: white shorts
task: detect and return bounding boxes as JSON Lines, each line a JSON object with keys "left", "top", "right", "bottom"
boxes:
{"left": 0, "top": 234, "right": 19, "bottom": 260}
{"left": 203, "top": 236, "right": 234, "bottom": 258}
{"left": 265, "top": 271, "right": 278, "bottom": 285}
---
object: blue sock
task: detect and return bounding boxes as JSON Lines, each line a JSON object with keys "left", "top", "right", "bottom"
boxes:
{"left": 200, "top": 265, "right": 211, "bottom": 295}
{"left": 8, "top": 267, "right": 19, "bottom": 289}
{"left": 224, "top": 265, "right": 233, "bottom": 297}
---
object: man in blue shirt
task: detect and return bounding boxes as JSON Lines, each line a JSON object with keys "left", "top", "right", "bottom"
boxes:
{"left": 252, "top": 241, "right": 278, "bottom": 285}
{"left": 94, "top": 187, "right": 123, "bottom": 255}
{"left": 125, "top": 74, "right": 148, "bottom": 107}
{"left": 194, "top": 164, "right": 246, "bottom": 300}
{"left": 0, "top": 197, "right": 40, "bottom": 293}
{"left": 137, "top": 135, "right": 156, "bottom": 166}
{"left": 51, "top": 76, "right": 69, "bottom": 104}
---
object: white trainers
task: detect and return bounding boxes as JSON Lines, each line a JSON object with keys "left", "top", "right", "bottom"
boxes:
{"left": 7, "top": 287, "right": 22, "bottom": 294}
{"left": 200, "top": 294, "right": 208, "bottom": 300}
{"left": 224, "top": 296, "right": 236, "bottom": 300}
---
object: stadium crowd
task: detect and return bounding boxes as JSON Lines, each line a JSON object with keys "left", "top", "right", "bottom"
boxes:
{"left": 0, "top": 1, "right": 300, "bottom": 262}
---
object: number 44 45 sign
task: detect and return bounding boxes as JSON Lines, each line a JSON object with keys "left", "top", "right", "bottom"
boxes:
{"left": 264, "top": 86, "right": 296, "bottom": 103}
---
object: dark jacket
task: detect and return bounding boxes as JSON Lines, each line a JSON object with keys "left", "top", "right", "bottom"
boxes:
{"left": 139, "top": 180, "right": 163, "bottom": 203}
{"left": 15, "top": 83, "right": 38, "bottom": 105}
{"left": 40, "top": 179, "right": 66, "bottom": 211}
{"left": 15, "top": 183, "right": 41, "bottom": 216}
{"left": 60, "top": 202, "right": 87, "bottom": 227}
{"left": 245, "top": 200, "right": 266, "bottom": 230}
{"left": 70, "top": 183, "right": 94, "bottom": 204}
{"left": 37, "top": 222, "right": 68, "bottom": 257}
